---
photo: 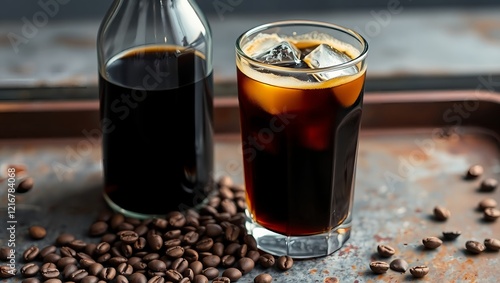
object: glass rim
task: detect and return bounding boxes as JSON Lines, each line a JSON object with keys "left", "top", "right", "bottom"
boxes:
{"left": 235, "top": 20, "right": 369, "bottom": 74}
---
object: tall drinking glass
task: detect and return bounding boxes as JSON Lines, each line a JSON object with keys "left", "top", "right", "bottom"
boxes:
{"left": 235, "top": 20, "right": 368, "bottom": 258}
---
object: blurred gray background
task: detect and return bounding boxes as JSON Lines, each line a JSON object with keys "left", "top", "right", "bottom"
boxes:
{"left": 1, "top": 0, "right": 500, "bottom": 99}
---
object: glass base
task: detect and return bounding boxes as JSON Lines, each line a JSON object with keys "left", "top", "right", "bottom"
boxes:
{"left": 245, "top": 210, "right": 352, "bottom": 259}
{"left": 103, "top": 192, "right": 165, "bottom": 220}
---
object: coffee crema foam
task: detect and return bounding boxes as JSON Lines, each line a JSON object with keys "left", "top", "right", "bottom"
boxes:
{"left": 238, "top": 32, "right": 366, "bottom": 90}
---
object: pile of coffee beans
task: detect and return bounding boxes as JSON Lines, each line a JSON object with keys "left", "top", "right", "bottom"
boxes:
{"left": 0, "top": 175, "right": 294, "bottom": 283}
{"left": 369, "top": 164, "right": 500, "bottom": 279}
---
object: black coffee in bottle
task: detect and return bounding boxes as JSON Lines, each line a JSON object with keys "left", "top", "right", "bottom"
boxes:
{"left": 97, "top": 0, "right": 214, "bottom": 218}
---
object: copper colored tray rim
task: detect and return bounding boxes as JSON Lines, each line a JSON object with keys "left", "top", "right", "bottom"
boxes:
{"left": 0, "top": 89, "right": 499, "bottom": 139}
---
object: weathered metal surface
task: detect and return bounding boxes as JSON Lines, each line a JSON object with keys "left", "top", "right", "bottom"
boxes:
{"left": 1, "top": 91, "right": 500, "bottom": 282}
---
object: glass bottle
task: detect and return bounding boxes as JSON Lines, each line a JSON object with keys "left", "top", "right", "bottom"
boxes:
{"left": 97, "top": 0, "right": 214, "bottom": 219}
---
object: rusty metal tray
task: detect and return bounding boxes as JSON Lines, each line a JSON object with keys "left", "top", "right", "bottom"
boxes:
{"left": 1, "top": 89, "right": 500, "bottom": 282}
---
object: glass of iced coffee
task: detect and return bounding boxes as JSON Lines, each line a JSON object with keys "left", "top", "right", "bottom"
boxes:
{"left": 235, "top": 20, "right": 368, "bottom": 258}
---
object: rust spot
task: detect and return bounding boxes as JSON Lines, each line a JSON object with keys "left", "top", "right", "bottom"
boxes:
{"left": 309, "top": 268, "right": 317, "bottom": 275}
{"left": 338, "top": 243, "right": 360, "bottom": 256}
{"left": 323, "top": 277, "right": 339, "bottom": 283}
{"left": 374, "top": 234, "right": 393, "bottom": 242}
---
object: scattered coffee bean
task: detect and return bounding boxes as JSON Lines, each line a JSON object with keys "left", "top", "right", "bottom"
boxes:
{"left": 409, "top": 265, "right": 429, "bottom": 278}
{"left": 55, "top": 233, "right": 76, "bottom": 246}
{"left": 369, "top": 261, "right": 389, "bottom": 274}
{"left": 442, "top": 231, "right": 461, "bottom": 241}
{"left": 433, "top": 206, "right": 451, "bottom": 221}
{"left": 258, "top": 254, "right": 275, "bottom": 268}
{"left": 16, "top": 177, "right": 34, "bottom": 193}
{"left": 222, "top": 267, "right": 242, "bottom": 282}
{"left": 89, "top": 221, "right": 109, "bottom": 237}
{"left": 465, "top": 240, "right": 486, "bottom": 254}
{"left": 376, "top": 244, "right": 395, "bottom": 257}
{"left": 201, "top": 267, "right": 219, "bottom": 280}
{"left": 0, "top": 265, "right": 16, "bottom": 278}
{"left": 422, "top": 237, "right": 442, "bottom": 249}
{"left": 254, "top": 273, "right": 273, "bottom": 283}
{"left": 478, "top": 198, "right": 497, "bottom": 211}
{"left": 212, "top": 277, "right": 231, "bottom": 283}
{"left": 20, "top": 263, "right": 39, "bottom": 277}
{"left": 246, "top": 250, "right": 261, "bottom": 262}
{"left": 389, "top": 258, "right": 408, "bottom": 273}
{"left": 0, "top": 247, "right": 10, "bottom": 261}
{"left": 466, "top": 165, "right": 484, "bottom": 179}
{"left": 193, "top": 274, "right": 209, "bottom": 283}
{"left": 480, "top": 178, "right": 498, "bottom": 192}
{"left": 40, "top": 262, "right": 60, "bottom": 279}
{"left": 44, "top": 279, "right": 62, "bottom": 283}
{"left": 22, "top": 278, "right": 41, "bottom": 283}
{"left": 276, "top": 255, "right": 293, "bottom": 271}
{"left": 28, "top": 225, "right": 47, "bottom": 240}
{"left": 483, "top": 208, "right": 500, "bottom": 221}
{"left": 128, "top": 272, "right": 147, "bottom": 283}
{"left": 484, "top": 238, "right": 500, "bottom": 251}
{"left": 22, "top": 245, "right": 40, "bottom": 262}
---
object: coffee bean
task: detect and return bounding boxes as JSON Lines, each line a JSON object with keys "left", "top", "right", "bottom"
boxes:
{"left": 376, "top": 244, "right": 395, "bottom": 257}
{"left": 0, "top": 247, "right": 10, "bottom": 261}
{"left": 212, "top": 277, "right": 231, "bottom": 283}
{"left": 20, "top": 263, "right": 39, "bottom": 277}
{"left": 56, "top": 233, "right": 76, "bottom": 246}
{"left": 205, "top": 224, "right": 223, "bottom": 238}
{"left": 110, "top": 213, "right": 125, "bottom": 230}
{"left": 220, "top": 255, "right": 235, "bottom": 268}
{"left": 28, "top": 225, "right": 47, "bottom": 240}
{"left": 165, "top": 269, "right": 183, "bottom": 281}
{"left": 221, "top": 199, "right": 237, "bottom": 216}
{"left": 44, "top": 279, "right": 62, "bottom": 283}
{"left": 369, "top": 261, "right": 389, "bottom": 274}
{"left": 60, "top": 246, "right": 77, "bottom": 258}
{"left": 57, "top": 256, "right": 78, "bottom": 269}
{"left": 101, "top": 233, "right": 117, "bottom": 244}
{"left": 246, "top": 250, "right": 261, "bottom": 262}
{"left": 69, "top": 239, "right": 87, "bottom": 251}
{"left": 62, "top": 264, "right": 78, "bottom": 279}
{"left": 237, "top": 257, "right": 255, "bottom": 274}
{"left": 116, "top": 274, "right": 129, "bottom": 283}
{"left": 193, "top": 274, "right": 209, "bottom": 283}
{"left": 224, "top": 243, "right": 240, "bottom": 256}
{"left": 465, "top": 240, "right": 485, "bottom": 254}
{"left": 254, "top": 273, "right": 273, "bottom": 283}
{"left": 166, "top": 246, "right": 185, "bottom": 259}
{"left": 22, "top": 245, "right": 40, "bottom": 262}
{"left": 442, "top": 231, "right": 461, "bottom": 241}
{"left": 222, "top": 267, "right": 242, "bottom": 282}
{"left": 88, "top": 263, "right": 104, "bottom": 276}
{"left": 147, "top": 259, "right": 166, "bottom": 272}
{"left": 129, "top": 272, "right": 147, "bottom": 283}
{"left": 17, "top": 177, "right": 34, "bottom": 193}
{"left": 433, "top": 206, "right": 451, "bottom": 221}
{"left": 195, "top": 238, "right": 214, "bottom": 252}
{"left": 478, "top": 198, "right": 497, "bottom": 211}
{"left": 190, "top": 261, "right": 203, "bottom": 275}
{"left": 167, "top": 211, "right": 187, "bottom": 228}
{"left": 484, "top": 238, "right": 500, "bottom": 251}
{"left": 116, "top": 262, "right": 133, "bottom": 276}
{"left": 409, "top": 265, "right": 429, "bottom": 278}
{"left": 171, "top": 257, "right": 189, "bottom": 273}
{"left": 422, "top": 236, "right": 442, "bottom": 249}
{"left": 219, "top": 187, "right": 234, "bottom": 199}
{"left": 147, "top": 231, "right": 163, "bottom": 251}
{"left": 40, "top": 245, "right": 57, "bottom": 258}
{"left": 142, "top": 253, "right": 160, "bottom": 262}
{"left": 183, "top": 248, "right": 199, "bottom": 263}
{"left": 96, "top": 253, "right": 111, "bottom": 264}
{"left": 258, "top": 254, "right": 275, "bottom": 268}
{"left": 201, "top": 255, "right": 220, "bottom": 268}
{"left": 0, "top": 265, "right": 16, "bottom": 278}
{"left": 225, "top": 224, "right": 240, "bottom": 242}
{"left": 43, "top": 253, "right": 61, "bottom": 264}
{"left": 81, "top": 275, "right": 99, "bottom": 283}
{"left": 119, "top": 230, "right": 139, "bottom": 244}
{"left": 40, "top": 262, "right": 60, "bottom": 279}
{"left": 243, "top": 235, "right": 258, "bottom": 251}
{"left": 202, "top": 267, "right": 219, "bottom": 280}
{"left": 80, "top": 257, "right": 97, "bottom": 269}
{"left": 276, "top": 255, "right": 293, "bottom": 271}
{"left": 389, "top": 258, "right": 408, "bottom": 273}
{"left": 480, "top": 178, "right": 498, "bottom": 192}
{"left": 22, "top": 278, "right": 41, "bottom": 283}
{"left": 99, "top": 267, "right": 116, "bottom": 280}
{"left": 89, "top": 221, "right": 109, "bottom": 237}
{"left": 466, "top": 165, "right": 483, "bottom": 179}
{"left": 484, "top": 208, "right": 500, "bottom": 221}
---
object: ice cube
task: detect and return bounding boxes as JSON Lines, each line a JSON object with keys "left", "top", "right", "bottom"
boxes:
{"left": 303, "top": 44, "right": 357, "bottom": 80}
{"left": 244, "top": 33, "right": 284, "bottom": 57}
{"left": 253, "top": 41, "right": 302, "bottom": 66}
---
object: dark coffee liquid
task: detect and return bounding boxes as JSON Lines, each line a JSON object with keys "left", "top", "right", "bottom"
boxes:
{"left": 238, "top": 42, "right": 365, "bottom": 236}
{"left": 99, "top": 45, "right": 214, "bottom": 215}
